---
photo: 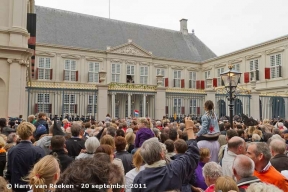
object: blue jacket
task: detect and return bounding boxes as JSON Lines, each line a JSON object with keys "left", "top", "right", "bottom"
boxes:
{"left": 132, "top": 139, "right": 199, "bottom": 192}
{"left": 197, "top": 112, "right": 220, "bottom": 137}
{"left": 6, "top": 141, "right": 45, "bottom": 191}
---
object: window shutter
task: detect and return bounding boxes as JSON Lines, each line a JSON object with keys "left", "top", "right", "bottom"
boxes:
{"left": 265, "top": 68, "right": 270, "bottom": 79}
{"left": 197, "top": 107, "right": 200, "bottom": 115}
{"left": 35, "top": 68, "right": 38, "bottom": 80}
{"left": 34, "top": 104, "right": 38, "bottom": 113}
{"left": 201, "top": 80, "right": 205, "bottom": 89}
{"left": 189, "top": 80, "right": 192, "bottom": 88}
{"left": 279, "top": 66, "right": 282, "bottom": 77}
{"left": 50, "top": 69, "right": 53, "bottom": 80}
{"left": 48, "top": 104, "right": 52, "bottom": 113}
{"left": 196, "top": 80, "right": 200, "bottom": 89}
{"left": 181, "top": 79, "right": 185, "bottom": 88}
{"left": 74, "top": 104, "right": 78, "bottom": 114}
{"left": 181, "top": 107, "right": 185, "bottom": 114}
{"left": 76, "top": 71, "right": 79, "bottom": 81}
{"left": 213, "top": 78, "right": 217, "bottom": 87}
{"left": 165, "top": 106, "right": 168, "bottom": 115}
{"left": 165, "top": 78, "right": 169, "bottom": 87}
{"left": 256, "top": 70, "right": 260, "bottom": 81}
{"left": 244, "top": 72, "right": 250, "bottom": 83}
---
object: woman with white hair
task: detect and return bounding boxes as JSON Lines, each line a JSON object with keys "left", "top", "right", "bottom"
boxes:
{"left": 246, "top": 182, "right": 283, "bottom": 192}
{"left": 202, "top": 161, "right": 223, "bottom": 192}
{"left": 76, "top": 137, "right": 100, "bottom": 159}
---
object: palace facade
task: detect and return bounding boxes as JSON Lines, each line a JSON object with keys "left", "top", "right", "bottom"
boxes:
{"left": 1, "top": 0, "right": 288, "bottom": 120}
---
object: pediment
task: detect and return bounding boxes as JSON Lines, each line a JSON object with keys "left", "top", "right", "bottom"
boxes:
{"left": 108, "top": 43, "right": 152, "bottom": 57}
{"left": 154, "top": 64, "right": 168, "bottom": 68}
{"left": 36, "top": 51, "right": 56, "bottom": 57}
{"left": 266, "top": 47, "right": 285, "bottom": 55}
{"left": 171, "top": 65, "right": 185, "bottom": 70}
{"left": 246, "top": 53, "right": 262, "bottom": 60}
{"left": 187, "top": 67, "right": 200, "bottom": 71}
{"left": 61, "top": 54, "right": 81, "bottom": 60}
{"left": 85, "top": 56, "right": 103, "bottom": 62}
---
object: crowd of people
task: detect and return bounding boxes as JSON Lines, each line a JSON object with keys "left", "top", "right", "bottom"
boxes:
{"left": 0, "top": 100, "right": 288, "bottom": 192}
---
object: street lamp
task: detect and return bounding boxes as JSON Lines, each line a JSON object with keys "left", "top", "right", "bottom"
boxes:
{"left": 220, "top": 65, "right": 242, "bottom": 128}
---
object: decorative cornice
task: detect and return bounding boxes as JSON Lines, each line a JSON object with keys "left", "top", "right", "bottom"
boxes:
{"left": 36, "top": 51, "right": 56, "bottom": 57}
{"left": 7, "top": 58, "right": 29, "bottom": 66}
{"left": 139, "top": 62, "right": 150, "bottom": 66}
{"left": 110, "top": 59, "right": 123, "bottom": 63}
{"left": 214, "top": 86, "right": 251, "bottom": 94}
{"left": 166, "top": 88, "right": 206, "bottom": 94}
{"left": 186, "top": 67, "right": 200, "bottom": 71}
{"left": 171, "top": 65, "right": 185, "bottom": 70}
{"left": 108, "top": 83, "right": 157, "bottom": 92}
{"left": 229, "top": 58, "right": 242, "bottom": 64}
{"left": 246, "top": 53, "right": 262, "bottom": 60}
{"left": 85, "top": 56, "right": 103, "bottom": 62}
{"left": 214, "top": 63, "right": 226, "bottom": 68}
{"left": 202, "top": 66, "right": 212, "bottom": 71}
{"left": 60, "top": 54, "right": 81, "bottom": 60}
{"left": 265, "top": 47, "right": 285, "bottom": 55}
{"left": 154, "top": 64, "right": 168, "bottom": 68}
{"left": 125, "top": 60, "right": 137, "bottom": 65}
{"left": 28, "top": 81, "right": 98, "bottom": 90}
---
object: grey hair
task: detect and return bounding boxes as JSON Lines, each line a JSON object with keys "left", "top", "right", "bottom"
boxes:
{"left": 98, "top": 122, "right": 103, "bottom": 127}
{"left": 156, "top": 121, "right": 161, "bottom": 126}
{"left": 202, "top": 162, "right": 223, "bottom": 180}
{"left": 246, "top": 183, "right": 283, "bottom": 192}
{"left": 7, "top": 133, "right": 17, "bottom": 143}
{"left": 85, "top": 137, "right": 100, "bottom": 153}
{"left": 105, "top": 122, "right": 110, "bottom": 128}
{"left": 179, "top": 123, "right": 185, "bottom": 130}
{"left": 252, "top": 142, "right": 271, "bottom": 163}
{"left": 153, "top": 128, "right": 160, "bottom": 137}
{"left": 252, "top": 134, "right": 261, "bottom": 142}
{"left": 233, "top": 154, "right": 255, "bottom": 178}
{"left": 140, "top": 138, "right": 162, "bottom": 165}
{"left": 270, "top": 139, "right": 286, "bottom": 155}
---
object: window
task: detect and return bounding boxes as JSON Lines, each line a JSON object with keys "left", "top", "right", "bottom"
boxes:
{"left": 88, "top": 62, "right": 99, "bottom": 83}
{"left": 37, "top": 93, "right": 50, "bottom": 113}
{"left": 204, "top": 71, "right": 210, "bottom": 79}
{"left": 189, "top": 71, "right": 196, "bottom": 89}
{"left": 232, "top": 64, "right": 240, "bottom": 72}
{"left": 64, "top": 60, "right": 77, "bottom": 81}
{"left": 270, "top": 54, "right": 281, "bottom": 78}
{"left": 63, "top": 94, "right": 76, "bottom": 114}
{"left": 173, "top": 98, "right": 181, "bottom": 114}
{"left": 140, "top": 66, "right": 148, "bottom": 84}
{"left": 217, "top": 68, "right": 224, "bottom": 86}
{"left": 189, "top": 99, "right": 197, "bottom": 115}
{"left": 111, "top": 63, "right": 121, "bottom": 82}
{"left": 156, "top": 68, "right": 165, "bottom": 86}
{"left": 249, "top": 60, "right": 259, "bottom": 81}
{"left": 87, "top": 95, "right": 97, "bottom": 114}
{"left": 38, "top": 57, "right": 51, "bottom": 80}
{"left": 173, "top": 70, "right": 181, "bottom": 87}
{"left": 126, "top": 65, "right": 135, "bottom": 83}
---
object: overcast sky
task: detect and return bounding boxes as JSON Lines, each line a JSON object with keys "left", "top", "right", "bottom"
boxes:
{"left": 36, "top": 0, "right": 288, "bottom": 56}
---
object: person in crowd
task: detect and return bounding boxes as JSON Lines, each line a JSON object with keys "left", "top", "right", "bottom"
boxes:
{"left": 0, "top": 137, "right": 6, "bottom": 177}
{"left": 246, "top": 142, "right": 288, "bottom": 191}
{"left": 65, "top": 123, "right": 85, "bottom": 158}
{"left": 100, "top": 135, "right": 116, "bottom": 149}
{"left": 269, "top": 139, "right": 288, "bottom": 172}
{"left": 164, "top": 139, "right": 176, "bottom": 159}
{"left": 33, "top": 113, "right": 49, "bottom": 140}
{"left": 134, "top": 117, "right": 154, "bottom": 151}
{"left": 155, "top": 121, "right": 163, "bottom": 130}
{"left": 194, "top": 148, "right": 210, "bottom": 191}
{"left": 55, "top": 157, "right": 110, "bottom": 192}
{"left": 218, "top": 129, "right": 238, "bottom": 164}
{"left": 106, "top": 127, "right": 117, "bottom": 137}
{"left": 125, "top": 132, "right": 135, "bottom": 153}
{"left": 27, "top": 115, "right": 35, "bottom": 124}
{"left": 6, "top": 122, "right": 45, "bottom": 192}
{"left": 116, "top": 129, "right": 125, "bottom": 138}
{"left": 232, "top": 154, "right": 261, "bottom": 191}
{"left": 115, "top": 136, "right": 133, "bottom": 174}
{"left": 76, "top": 137, "right": 100, "bottom": 159}
{"left": 202, "top": 161, "right": 223, "bottom": 192}
{"left": 27, "top": 155, "right": 60, "bottom": 192}
{"left": 215, "top": 176, "right": 239, "bottom": 192}
{"left": 197, "top": 100, "right": 220, "bottom": 163}
{"left": 125, "top": 149, "right": 145, "bottom": 192}
{"left": 132, "top": 117, "right": 199, "bottom": 192}
{"left": 169, "top": 128, "right": 179, "bottom": 141}
{"left": 34, "top": 124, "right": 53, "bottom": 155}
{"left": 222, "top": 136, "right": 246, "bottom": 178}
{"left": 251, "top": 134, "right": 261, "bottom": 142}
{"left": 108, "top": 163, "right": 125, "bottom": 192}
{"left": 246, "top": 182, "right": 283, "bottom": 192}
{"left": 0, "top": 176, "right": 12, "bottom": 192}
{"left": 0, "top": 118, "right": 16, "bottom": 136}
{"left": 160, "top": 132, "right": 169, "bottom": 143}
{"left": 50, "top": 135, "right": 73, "bottom": 172}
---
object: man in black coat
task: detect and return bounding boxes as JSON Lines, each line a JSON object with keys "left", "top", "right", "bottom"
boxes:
{"left": 270, "top": 139, "right": 288, "bottom": 172}
{"left": 115, "top": 136, "right": 133, "bottom": 174}
{"left": 65, "top": 123, "right": 85, "bottom": 158}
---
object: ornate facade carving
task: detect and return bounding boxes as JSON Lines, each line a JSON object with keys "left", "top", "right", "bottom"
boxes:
{"left": 108, "top": 83, "right": 157, "bottom": 92}
{"left": 60, "top": 54, "right": 81, "bottom": 60}
{"left": 35, "top": 51, "right": 56, "bottom": 57}
{"left": 28, "top": 81, "right": 97, "bottom": 90}
{"left": 265, "top": 47, "right": 285, "bottom": 55}
{"left": 110, "top": 44, "right": 151, "bottom": 57}
{"left": 7, "top": 58, "right": 29, "bottom": 66}
{"left": 229, "top": 58, "right": 242, "bottom": 64}
{"left": 85, "top": 56, "right": 103, "bottom": 62}
{"left": 246, "top": 53, "right": 262, "bottom": 60}
{"left": 214, "top": 62, "right": 227, "bottom": 68}
{"left": 171, "top": 65, "right": 185, "bottom": 70}
{"left": 154, "top": 64, "right": 168, "bottom": 68}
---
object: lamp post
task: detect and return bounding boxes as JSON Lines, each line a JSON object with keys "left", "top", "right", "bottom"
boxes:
{"left": 220, "top": 65, "right": 242, "bottom": 128}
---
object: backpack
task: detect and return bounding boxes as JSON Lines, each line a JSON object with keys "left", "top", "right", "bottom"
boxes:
{"left": 34, "top": 124, "right": 47, "bottom": 138}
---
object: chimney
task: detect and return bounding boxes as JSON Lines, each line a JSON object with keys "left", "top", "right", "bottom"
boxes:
{"left": 180, "top": 19, "right": 188, "bottom": 35}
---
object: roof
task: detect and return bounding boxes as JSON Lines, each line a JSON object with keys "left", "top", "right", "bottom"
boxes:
{"left": 35, "top": 6, "right": 217, "bottom": 62}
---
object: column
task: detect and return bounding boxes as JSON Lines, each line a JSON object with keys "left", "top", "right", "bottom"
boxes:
{"left": 155, "top": 87, "right": 166, "bottom": 120}
{"left": 250, "top": 90, "right": 260, "bottom": 120}
{"left": 96, "top": 85, "right": 108, "bottom": 120}
{"left": 128, "top": 93, "right": 132, "bottom": 117}
{"left": 111, "top": 92, "right": 116, "bottom": 118}
{"left": 143, "top": 94, "right": 147, "bottom": 117}
{"left": 205, "top": 88, "right": 216, "bottom": 105}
